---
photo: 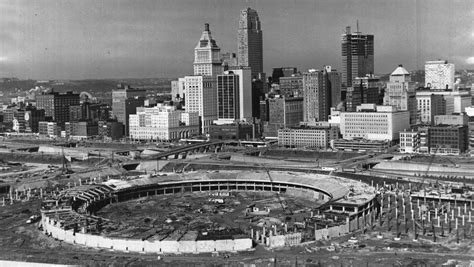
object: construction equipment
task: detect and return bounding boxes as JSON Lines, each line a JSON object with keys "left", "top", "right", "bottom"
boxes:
{"left": 262, "top": 165, "right": 293, "bottom": 216}
{"left": 421, "top": 145, "right": 440, "bottom": 185}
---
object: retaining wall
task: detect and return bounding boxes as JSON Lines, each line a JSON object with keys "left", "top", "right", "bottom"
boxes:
{"left": 41, "top": 215, "right": 251, "bottom": 254}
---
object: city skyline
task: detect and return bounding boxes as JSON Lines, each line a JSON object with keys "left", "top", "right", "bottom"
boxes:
{"left": 0, "top": 0, "right": 473, "bottom": 80}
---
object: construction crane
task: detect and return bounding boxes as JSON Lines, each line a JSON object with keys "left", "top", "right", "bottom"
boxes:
{"left": 421, "top": 145, "right": 440, "bottom": 185}
{"left": 262, "top": 165, "right": 293, "bottom": 217}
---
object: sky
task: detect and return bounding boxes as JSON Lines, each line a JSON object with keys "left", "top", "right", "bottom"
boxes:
{"left": 0, "top": 0, "right": 473, "bottom": 80}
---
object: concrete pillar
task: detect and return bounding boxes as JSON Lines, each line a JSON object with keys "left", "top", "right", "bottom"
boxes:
{"left": 435, "top": 208, "right": 438, "bottom": 219}
{"left": 464, "top": 203, "right": 467, "bottom": 214}
{"left": 437, "top": 217, "right": 440, "bottom": 227}
{"left": 458, "top": 206, "right": 461, "bottom": 217}
{"left": 445, "top": 213, "right": 448, "bottom": 224}
{"left": 469, "top": 212, "right": 472, "bottom": 223}
{"left": 462, "top": 215, "right": 465, "bottom": 226}
{"left": 251, "top": 228, "right": 254, "bottom": 239}
{"left": 455, "top": 218, "right": 458, "bottom": 229}
{"left": 452, "top": 210, "right": 455, "bottom": 221}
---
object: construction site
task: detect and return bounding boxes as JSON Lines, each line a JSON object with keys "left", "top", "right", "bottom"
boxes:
{"left": 0, "top": 137, "right": 473, "bottom": 266}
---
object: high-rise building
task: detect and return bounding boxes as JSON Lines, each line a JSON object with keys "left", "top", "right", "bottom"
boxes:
{"left": 280, "top": 75, "right": 303, "bottom": 97}
{"left": 36, "top": 91, "right": 80, "bottom": 129}
{"left": 262, "top": 96, "right": 303, "bottom": 137}
{"left": 302, "top": 68, "right": 332, "bottom": 122}
{"left": 383, "top": 65, "right": 418, "bottom": 124}
{"left": 425, "top": 60, "right": 455, "bottom": 90}
{"left": 325, "top": 66, "right": 342, "bottom": 109}
{"left": 238, "top": 8, "right": 263, "bottom": 78}
{"left": 194, "top": 23, "right": 222, "bottom": 77}
{"left": 341, "top": 26, "right": 374, "bottom": 96}
{"left": 346, "top": 75, "right": 382, "bottom": 112}
{"left": 184, "top": 75, "right": 217, "bottom": 134}
{"left": 216, "top": 68, "right": 252, "bottom": 123}
{"left": 415, "top": 92, "right": 445, "bottom": 124}
{"left": 111, "top": 85, "right": 146, "bottom": 136}
{"left": 171, "top": 78, "right": 185, "bottom": 101}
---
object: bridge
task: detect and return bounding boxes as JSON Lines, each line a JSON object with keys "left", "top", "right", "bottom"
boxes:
{"left": 142, "top": 141, "right": 225, "bottom": 160}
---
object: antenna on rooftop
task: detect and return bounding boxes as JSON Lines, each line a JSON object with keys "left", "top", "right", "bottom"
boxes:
{"left": 356, "top": 19, "right": 360, "bottom": 33}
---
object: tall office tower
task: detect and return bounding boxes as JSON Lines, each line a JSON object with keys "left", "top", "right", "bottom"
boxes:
{"left": 415, "top": 93, "right": 445, "bottom": 124}
{"left": 302, "top": 69, "right": 332, "bottom": 122}
{"left": 346, "top": 75, "right": 382, "bottom": 112}
{"left": 170, "top": 78, "right": 185, "bottom": 101}
{"left": 262, "top": 96, "right": 304, "bottom": 137}
{"left": 193, "top": 23, "right": 222, "bottom": 77}
{"left": 324, "top": 66, "right": 342, "bottom": 108}
{"left": 216, "top": 68, "right": 252, "bottom": 123}
{"left": 112, "top": 84, "right": 146, "bottom": 136}
{"left": 238, "top": 7, "right": 263, "bottom": 78}
{"left": 341, "top": 26, "right": 374, "bottom": 98}
{"left": 36, "top": 91, "right": 80, "bottom": 129}
{"left": 383, "top": 65, "right": 417, "bottom": 124}
{"left": 184, "top": 75, "right": 217, "bottom": 134}
{"left": 424, "top": 60, "right": 455, "bottom": 90}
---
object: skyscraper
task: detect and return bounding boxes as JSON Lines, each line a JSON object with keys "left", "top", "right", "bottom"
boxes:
{"left": 216, "top": 68, "right": 252, "bottom": 123}
{"left": 111, "top": 84, "right": 146, "bottom": 136}
{"left": 302, "top": 68, "right": 334, "bottom": 122}
{"left": 193, "top": 23, "right": 222, "bottom": 77}
{"left": 238, "top": 8, "right": 263, "bottom": 78}
{"left": 184, "top": 75, "right": 217, "bottom": 134}
{"left": 383, "top": 65, "right": 417, "bottom": 124}
{"left": 424, "top": 60, "right": 455, "bottom": 90}
{"left": 341, "top": 25, "right": 374, "bottom": 97}
{"left": 36, "top": 91, "right": 80, "bottom": 129}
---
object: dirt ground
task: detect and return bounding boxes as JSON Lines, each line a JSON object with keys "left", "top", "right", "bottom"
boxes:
{"left": 0, "top": 198, "right": 473, "bottom": 266}
{"left": 97, "top": 191, "right": 324, "bottom": 239}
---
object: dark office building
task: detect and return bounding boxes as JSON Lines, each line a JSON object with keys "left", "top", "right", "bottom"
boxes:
{"left": 427, "top": 125, "right": 468, "bottom": 155}
{"left": 341, "top": 26, "right": 374, "bottom": 97}
{"left": 345, "top": 76, "right": 382, "bottom": 112}
{"left": 112, "top": 85, "right": 146, "bottom": 136}
{"left": 98, "top": 120, "right": 124, "bottom": 140}
{"left": 209, "top": 122, "right": 254, "bottom": 140}
{"left": 271, "top": 67, "right": 297, "bottom": 84}
{"left": 36, "top": 91, "right": 80, "bottom": 129}
{"left": 263, "top": 96, "right": 303, "bottom": 137}
{"left": 279, "top": 75, "right": 303, "bottom": 97}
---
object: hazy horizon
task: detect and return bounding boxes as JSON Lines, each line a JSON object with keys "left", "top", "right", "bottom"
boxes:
{"left": 0, "top": 0, "right": 473, "bottom": 80}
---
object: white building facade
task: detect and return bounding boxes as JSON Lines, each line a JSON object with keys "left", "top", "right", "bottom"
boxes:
{"left": 278, "top": 126, "right": 338, "bottom": 149}
{"left": 129, "top": 105, "right": 199, "bottom": 141}
{"left": 425, "top": 60, "right": 455, "bottom": 90}
{"left": 193, "top": 23, "right": 222, "bottom": 77}
{"left": 340, "top": 104, "right": 410, "bottom": 141}
{"left": 184, "top": 75, "right": 217, "bottom": 134}
{"left": 383, "top": 65, "right": 418, "bottom": 124}
{"left": 399, "top": 130, "right": 420, "bottom": 153}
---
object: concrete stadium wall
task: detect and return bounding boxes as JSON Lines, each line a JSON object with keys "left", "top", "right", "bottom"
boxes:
{"left": 41, "top": 214, "right": 252, "bottom": 254}
{"left": 313, "top": 210, "right": 375, "bottom": 241}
